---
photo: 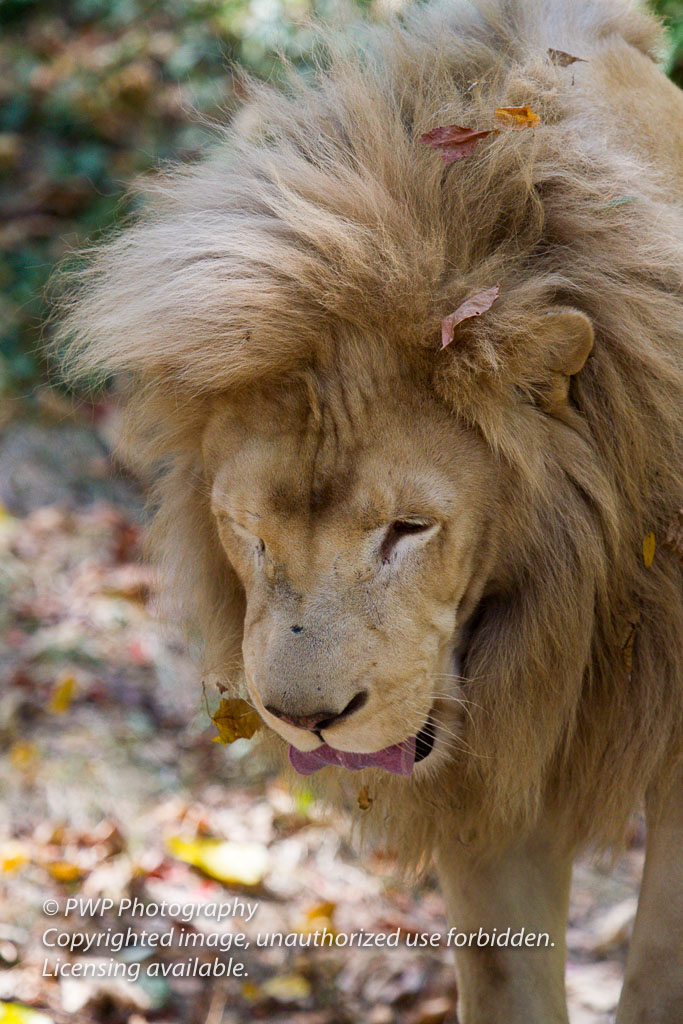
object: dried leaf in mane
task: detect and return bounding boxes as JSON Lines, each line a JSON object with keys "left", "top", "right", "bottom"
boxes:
{"left": 419, "top": 124, "right": 494, "bottom": 163}
{"left": 548, "top": 48, "right": 588, "bottom": 66}
{"left": 441, "top": 285, "right": 500, "bottom": 348}
{"left": 494, "top": 105, "right": 541, "bottom": 128}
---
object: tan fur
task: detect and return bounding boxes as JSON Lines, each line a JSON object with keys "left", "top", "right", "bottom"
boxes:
{"left": 54, "top": 0, "right": 683, "bottom": 875}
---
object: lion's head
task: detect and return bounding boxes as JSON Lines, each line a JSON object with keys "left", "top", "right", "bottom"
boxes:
{"left": 55, "top": 0, "right": 682, "bottom": 857}
{"left": 200, "top": 312, "right": 592, "bottom": 782}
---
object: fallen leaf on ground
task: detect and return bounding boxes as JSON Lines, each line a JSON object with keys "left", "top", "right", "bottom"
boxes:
{"left": 47, "top": 860, "right": 84, "bottom": 882}
{"left": 241, "top": 981, "right": 262, "bottom": 1002}
{"left": 419, "top": 124, "right": 494, "bottom": 163}
{"left": 441, "top": 284, "right": 500, "bottom": 348}
{"left": 165, "top": 835, "right": 268, "bottom": 887}
{"left": 642, "top": 532, "right": 656, "bottom": 568}
{"left": 494, "top": 105, "right": 540, "bottom": 128}
{"left": 0, "top": 1004, "right": 54, "bottom": 1024}
{"left": 296, "top": 900, "right": 337, "bottom": 937}
{"left": 8, "top": 743, "right": 37, "bottom": 770}
{"left": 49, "top": 673, "right": 76, "bottom": 714}
{"left": 211, "top": 697, "right": 261, "bottom": 744}
{"left": 0, "top": 842, "right": 29, "bottom": 873}
{"left": 548, "top": 48, "right": 587, "bottom": 67}
{"left": 261, "top": 973, "right": 311, "bottom": 1004}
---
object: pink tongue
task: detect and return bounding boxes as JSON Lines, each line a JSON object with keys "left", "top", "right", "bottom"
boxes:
{"left": 289, "top": 736, "right": 416, "bottom": 777}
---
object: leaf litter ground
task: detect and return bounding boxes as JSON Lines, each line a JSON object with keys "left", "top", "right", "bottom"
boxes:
{"left": 0, "top": 398, "right": 645, "bottom": 1024}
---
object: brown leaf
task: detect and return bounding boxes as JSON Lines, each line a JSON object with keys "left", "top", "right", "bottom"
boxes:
{"left": 664, "top": 509, "right": 683, "bottom": 562}
{"left": 548, "top": 48, "right": 587, "bottom": 67}
{"left": 441, "top": 284, "right": 500, "bottom": 348}
{"left": 211, "top": 697, "right": 261, "bottom": 744}
{"left": 419, "top": 124, "right": 494, "bottom": 164}
{"left": 494, "top": 105, "right": 540, "bottom": 129}
{"left": 357, "top": 785, "right": 373, "bottom": 810}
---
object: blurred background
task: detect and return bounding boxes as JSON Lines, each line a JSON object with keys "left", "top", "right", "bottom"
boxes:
{"left": 0, "top": 2, "right": 681, "bottom": 1023}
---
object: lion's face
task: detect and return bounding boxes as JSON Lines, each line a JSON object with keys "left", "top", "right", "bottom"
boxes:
{"left": 202, "top": 379, "right": 503, "bottom": 776}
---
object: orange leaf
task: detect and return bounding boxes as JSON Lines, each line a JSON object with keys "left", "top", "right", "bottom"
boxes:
{"left": 357, "top": 785, "right": 373, "bottom": 810}
{"left": 548, "top": 48, "right": 587, "bottom": 67}
{"left": 296, "top": 901, "right": 337, "bottom": 938}
{"left": 441, "top": 285, "right": 500, "bottom": 348}
{"left": 494, "top": 105, "right": 540, "bottom": 129}
{"left": 48, "top": 861, "right": 83, "bottom": 883}
{"left": 419, "top": 124, "right": 494, "bottom": 164}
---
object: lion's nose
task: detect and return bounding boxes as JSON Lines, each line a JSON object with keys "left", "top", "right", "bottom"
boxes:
{"left": 265, "top": 690, "right": 368, "bottom": 733}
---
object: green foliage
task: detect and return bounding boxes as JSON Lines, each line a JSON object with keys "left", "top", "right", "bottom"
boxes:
{"left": 0, "top": 0, "right": 369, "bottom": 393}
{"left": 651, "top": 1, "right": 683, "bottom": 84}
{"left": 0, "top": 0, "right": 681, "bottom": 394}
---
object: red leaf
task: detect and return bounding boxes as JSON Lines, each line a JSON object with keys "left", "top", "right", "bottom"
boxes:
{"left": 419, "top": 124, "right": 494, "bottom": 164}
{"left": 441, "top": 285, "right": 500, "bottom": 348}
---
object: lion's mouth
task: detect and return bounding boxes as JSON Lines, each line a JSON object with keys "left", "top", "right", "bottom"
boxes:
{"left": 288, "top": 712, "right": 436, "bottom": 777}
{"left": 414, "top": 714, "right": 437, "bottom": 763}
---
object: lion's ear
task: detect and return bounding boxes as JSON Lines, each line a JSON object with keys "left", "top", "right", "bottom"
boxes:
{"left": 537, "top": 308, "right": 594, "bottom": 413}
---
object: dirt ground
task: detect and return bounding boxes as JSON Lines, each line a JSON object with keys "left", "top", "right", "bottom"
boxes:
{"left": 0, "top": 397, "right": 644, "bottom": 1024}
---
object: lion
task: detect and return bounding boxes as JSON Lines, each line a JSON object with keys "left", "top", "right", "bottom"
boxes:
{"left": 55, "top": 0, "right": 683, "bottom": 1021}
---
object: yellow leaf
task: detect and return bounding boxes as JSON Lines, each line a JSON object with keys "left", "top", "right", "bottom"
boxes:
{"left": 0, "top": 505, "right": 19, "bottom": 535}
{"left": 0, "top": 842, "right": 29, "bottom": 874}
{"left": 494, "top": 105, "right": 540, "bottom": 129}
{"left": 241, "top": 981, "right": 263, "bottom": 1002}
{"left": 261, "top": 973, "right": 311, "bottom": 1004}
{"left": 643, "top": 532, "right": 656, "bottom": 568}
{"left": 0, "top": 1002, "right": 54, "bottom": 1024}
{"left": 48, "top": 861, "right": 83, "bottom": 883}
{"left": 9, "top": 743, "right": 37, "bottom": 770}
{"left": 211, "top": 698, "right": 261, "bottom": 745}
{"left": 296, "top": 900, "right": 336, "bottom": 937}
{"left": 165, "top": 836, "right": 268, "bottom": 887}
{"left": 357, "top": 785, "right": 373, "bottom": 810}
{"left": 49, "top": 674, "right": 77, "bottom": 714}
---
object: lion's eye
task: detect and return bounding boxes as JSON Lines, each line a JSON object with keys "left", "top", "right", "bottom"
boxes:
{"left": 217, "top": 515, "right": 266, "bottom": 555}
{"left": 381, "top": 519, "right": 435, "bottom": 563}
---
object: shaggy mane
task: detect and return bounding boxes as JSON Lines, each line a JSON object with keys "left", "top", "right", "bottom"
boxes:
{"left": 55, "top": 0, "right": 683, "bottom": 859}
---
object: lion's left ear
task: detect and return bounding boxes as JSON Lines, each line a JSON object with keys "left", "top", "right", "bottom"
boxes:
{"left": 536, "top": 308, "right": 594, "bottom": 412}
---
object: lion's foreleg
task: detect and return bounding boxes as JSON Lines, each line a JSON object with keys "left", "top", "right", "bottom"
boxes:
{"left": 435, "top": 826, "right": 572, "bottom": 1024}
{"left": 616, "top": 764, "right": 683, "bottom": 1024}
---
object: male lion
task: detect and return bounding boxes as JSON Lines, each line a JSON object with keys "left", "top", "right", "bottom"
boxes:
{"left": 56, "top": 0, "right": 683, "bottom": 1021}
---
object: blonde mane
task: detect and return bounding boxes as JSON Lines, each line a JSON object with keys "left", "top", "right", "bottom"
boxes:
{"left": 55, "top": 0, "right": 683, "bottom": 859}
